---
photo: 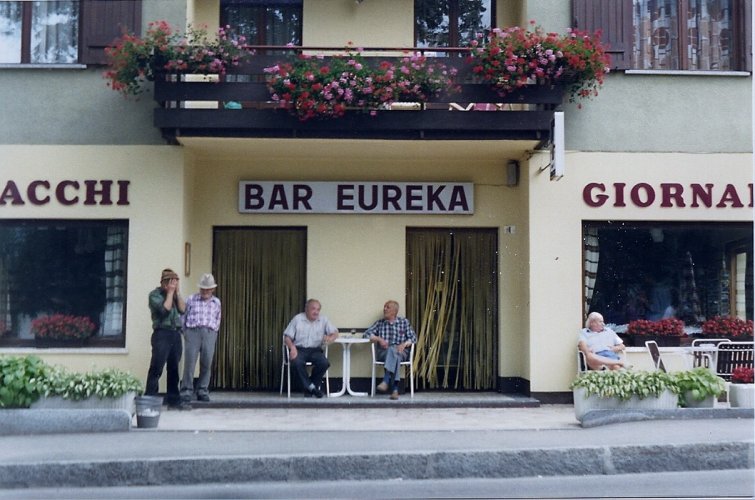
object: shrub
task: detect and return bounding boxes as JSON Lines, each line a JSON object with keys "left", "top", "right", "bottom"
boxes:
{"left": 701, "top": 316, "right": 754, "bottom": 338}
{"left": 627, "top": 318, "right": 685, "bottom": 337}
{"left": 672, "top": 368, "right": 726, "bottom": 406}
{"left": 571, "top": 369, "right": 676, "bottom": 401}
{"left": 0, "top": 355, "right": 50, "bottom": 408}
{"left": 30, "top": 314, "right": 96, "bottom": 340}
{"left": 732, "top": 367, "right": 754, "bottom": 384}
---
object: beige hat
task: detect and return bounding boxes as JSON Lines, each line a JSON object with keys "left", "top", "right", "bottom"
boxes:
{"left": 198, "top": 273, "right": 218, "bottom": 289}
{"left": 160, "top": 269, "right": 179, "bottom": 282}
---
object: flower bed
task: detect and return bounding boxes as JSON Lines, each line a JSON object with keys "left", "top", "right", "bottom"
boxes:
{"left": 30, "top": 314, "right": 96, "bottom": 341}
{"left": 701, "top": 316, "right": 754, "bottom": 339}
{"left": 626, "top": 318, "right": 686, "bottom": 346}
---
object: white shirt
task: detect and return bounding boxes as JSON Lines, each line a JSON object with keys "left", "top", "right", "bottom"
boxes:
{"left": 283, "top": 312, "right": 337, "bottom": 348}
{"left": 579, "top": 327, "right": 622, "bottom": 353}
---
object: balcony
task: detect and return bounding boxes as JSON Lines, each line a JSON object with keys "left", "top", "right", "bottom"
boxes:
{"left": 152, "top": 49, "right": 565, "bottom": 145}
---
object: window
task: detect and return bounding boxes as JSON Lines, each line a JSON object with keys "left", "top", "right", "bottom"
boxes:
{"left": 572, "top": 0, "right": 751, "bottom": 71}
{"left": 0, "top": 0, "right": 79, "bottom": 63}
{"left": 633, "top": 0, "right": 735, "bottom": 70}
{"left": 415, "top": 0, "right": 494, "bottom": 48}
{"left": 0, "top": 0, "right": 140, "bottom": 65}
{"left": 220, "top": 0, "right": 302, "bottom": 47}
{"left": 0, "top": 220, "right": 128, "bottom": 349}
{"left": 583, "top": 221, "right": 753, "bottom": 329}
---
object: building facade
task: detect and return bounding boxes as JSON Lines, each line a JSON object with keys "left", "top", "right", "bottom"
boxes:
{"left": 0, "top": 0, "right": 751, "bottom": 401}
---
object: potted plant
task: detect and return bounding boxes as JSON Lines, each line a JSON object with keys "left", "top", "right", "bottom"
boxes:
{"left": 466, "top": 22, "right": 610, "bottom": 106}
{"left": 104, "top": 21, "right": 253, "bottom": 97}
{"left": 729, "top": 366, "right": 754, "bottom": 408}
{"left": 31, "top": 365, "right": 143, "bottom": 413}
{"left": 30, "top": 313, "right": 97, "bottom": 346}
{"left": 672, "top": 368, "right": 726, "bottom": 408}
{"left": 701, "top": 316, "right": 754, "bottom": 340}
{"left": 0, "top": 355, "right": 50, "bottom": 408}
{"left": 265, "top": 49, "right": 459, "bottom": 121}
{"left": 571, "top": 369, "right": 678, "bottom": 421}
{"left": 626, "top": 318, "right": 686, "bottom": 347}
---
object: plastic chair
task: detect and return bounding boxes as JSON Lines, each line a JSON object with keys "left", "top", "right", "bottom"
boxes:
{"left": 280, "top": 340, "right": 330, "bottom": 398}
{"left": 371, "top": 343, "right": 415, "bottom": 398}
{"left": 577, "top": 348, "right": 625, "bottom": 372}
{"left": 645, "top": 340, "right": 667, "bottom": 372}
{"left": 690, "top": 338, "right": 730, "bottom": 369}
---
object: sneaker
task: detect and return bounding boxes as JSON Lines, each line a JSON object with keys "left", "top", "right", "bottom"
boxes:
{"left": 390, "top": 390, "right": 399, "bottom": 400}
{"left": 376, "top": 382, "right": 389, "bottom": 393}
{"left": 197, "top": 394, "right": 210, "bottom": 402}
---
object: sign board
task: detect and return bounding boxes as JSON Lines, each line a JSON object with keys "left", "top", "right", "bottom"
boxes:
{"left": 239, "top": 181, "right": 474, "bottom": 214}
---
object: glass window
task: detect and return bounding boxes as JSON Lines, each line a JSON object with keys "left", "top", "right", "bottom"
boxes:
{"left": 0, "top": 0, "right": 79, "bottom": 64}
{"left": 583, "top": 221, "right": 753, "bottom": 330}
{"left": 0, "top": 220, "right": 128, "bottom": 348}
{"left": 632, "top": 0, "right": 735, "bottom": 70}
{"left": 220, "top": 0, "right": 302, "bottom": 46}
{"left": 415, "top": 0, "right": 493, "bottom": 48}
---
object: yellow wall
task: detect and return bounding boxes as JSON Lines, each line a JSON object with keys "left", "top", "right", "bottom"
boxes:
{"left": 527, "top": 151, "right": 754, "bottom": 392}
{"left": 0, "top": 146, "right": 185, "bottom": 392}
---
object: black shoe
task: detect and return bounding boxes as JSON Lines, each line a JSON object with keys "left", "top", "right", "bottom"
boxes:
{"left": 197, "top": 394, "right": 210, "bottom": 402}
{"left": 310, "top": 387, "right": 324, "bottom": 399}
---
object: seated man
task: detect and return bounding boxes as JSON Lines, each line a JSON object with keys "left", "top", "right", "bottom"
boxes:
{"left": 284, "top": 299, "right": 338, "bottom": 398}
{"left": 364, "top": 300, "right": 417, "bottom": 400}
{"left": 578, "top": 312, "right": 628, "bottom": 371}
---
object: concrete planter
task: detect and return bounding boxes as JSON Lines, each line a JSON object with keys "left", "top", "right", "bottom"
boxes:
{"left": 30, "top": 391, "right": 136, "bottom": 415}
{"left": 573, "top": 387, "right": 678, "bottom": 421}
{"left": 682, "top": 391, "right": 716, "bottom": 408}
{"left": 729, "top": 384, "right": 754, "bottom": 408}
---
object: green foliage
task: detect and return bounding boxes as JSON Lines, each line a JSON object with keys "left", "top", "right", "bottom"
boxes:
{"left": 40, "top": 367, "right": 143, "bottom": 401}
{"left": 672, "top": 368, "right": 726, "bottom": 406}
{"left": 0, "top": 355, "right": 50, "bottom": 408}
{"left": 0, "top": 355, "right": 143, "bottom": 407}
{"left": 571, "top": 369, "right": 677, "bottom": 401}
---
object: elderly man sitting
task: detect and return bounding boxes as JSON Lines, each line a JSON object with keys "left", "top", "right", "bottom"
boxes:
{"left": 578, "top": 312, "right": 630, "bottom": 371}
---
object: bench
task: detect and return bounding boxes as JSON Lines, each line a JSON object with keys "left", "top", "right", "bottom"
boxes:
{"left": 715, "top": 341, "right": 754, "bottom": 381}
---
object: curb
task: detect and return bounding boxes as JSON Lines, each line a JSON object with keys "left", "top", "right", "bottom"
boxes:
{"left": 0, "top": 442, "right": 751, "bottom": 488}
{"left": 0, "top": 410, "right": 132, "bottom": 435}
{"left": 580, "top": 407, "right": 755, "bottom": 428}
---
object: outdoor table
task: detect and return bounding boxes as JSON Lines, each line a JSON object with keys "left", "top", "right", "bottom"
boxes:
{"left": 329, "top": 336, "right": 370, "bottom": 397}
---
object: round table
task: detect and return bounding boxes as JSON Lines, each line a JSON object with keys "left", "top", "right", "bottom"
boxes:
{"left": 329, "top": 336, "right": 370, "bottom": 397}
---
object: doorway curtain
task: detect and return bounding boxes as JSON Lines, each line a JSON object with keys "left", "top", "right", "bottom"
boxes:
{"left": 407, "top": 229, "right": 498, "bottom": 390}
{"left": 211, "top": 227, "right": 306, "bottom": 390}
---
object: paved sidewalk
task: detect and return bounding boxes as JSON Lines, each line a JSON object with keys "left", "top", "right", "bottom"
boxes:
{"left": 0, "top": 403, "right": 752, "bottom": 490}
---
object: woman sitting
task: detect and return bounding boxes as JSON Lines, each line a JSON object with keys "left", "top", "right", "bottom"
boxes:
{"left": 578, "top": 312, "right": 629, "bottom": 371}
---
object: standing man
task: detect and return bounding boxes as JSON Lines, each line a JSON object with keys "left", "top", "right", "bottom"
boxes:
{"left": 181, "top": 273, "right": 222, "bottom": 403}
{"left": 365, "top": 300, "right": 417, "bottom": 400}
{"left": 284, "top": 299, "right": 338, "bottom": 398}
{"left": 146, "top": 268, "right": 189, "bottom": 410}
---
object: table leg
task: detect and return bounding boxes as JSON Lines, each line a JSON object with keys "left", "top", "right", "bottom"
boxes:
{"left": 329, "top": 344, "right": 348, "bottom": 397}
{"left": 345, "top": 345, "right": 367, "bottom": 396}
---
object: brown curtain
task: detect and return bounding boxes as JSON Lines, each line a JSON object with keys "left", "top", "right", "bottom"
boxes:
{"left": 211, "top": 227, "right": 306, "bottom": 390}
{"left": 407, "top": 229, "right": 497, "bottom": 390}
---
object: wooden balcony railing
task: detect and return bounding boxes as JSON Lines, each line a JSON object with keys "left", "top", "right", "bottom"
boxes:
{"left": 153, "top": 47, "right": 565, "bottom": 144}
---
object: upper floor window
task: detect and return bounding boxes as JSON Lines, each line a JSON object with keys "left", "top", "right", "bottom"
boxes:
{"left": 0, "top": 0, "right": 79, "bottom": 63}
{"left": 572, "top": 0, "right": 751, "bottom": 71}
{"left": 633, "top": 0, "right": 735, "bottom": 70}
{"left": 220, "top": 0, "right": 302, "bottom": 46}
{"left": 415, "top": 0, "right": 494, "bottom": 48}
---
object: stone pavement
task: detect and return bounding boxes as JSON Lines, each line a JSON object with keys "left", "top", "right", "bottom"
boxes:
{"left": 0, "top": 391, "right": 753, "bottom": 490}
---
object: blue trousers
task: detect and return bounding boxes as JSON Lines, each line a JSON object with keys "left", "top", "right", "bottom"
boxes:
{"left": 375, "top": 345, "right": 410, "bottom": 381}
{"left": 290, "top": 347, "right": 330, "bottom": 391}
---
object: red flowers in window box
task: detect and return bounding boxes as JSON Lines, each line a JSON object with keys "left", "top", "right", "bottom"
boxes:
{"left": 701, "top": 316, "right": 754, "bottom": 339}
{"left": 732, "top": 367, "right": 754, "bottom": 384}
{"left": 627, "top": 318, "right": 685, "bottom": 337}
{"left": 31, "top": 314, "right": 97, "bottom": 340}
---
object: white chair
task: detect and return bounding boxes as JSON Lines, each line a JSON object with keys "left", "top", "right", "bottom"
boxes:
{"left": 280, "top": 341, "right": 330, "bottom": 398}
{"left": 690, "top": 338, "right": 730, "bottom": 369}
{"left": 370, "top": 343, "right": 415, "bottom": 397}
{"left": 577, "top": 348, "right": 625, "bottom": 372}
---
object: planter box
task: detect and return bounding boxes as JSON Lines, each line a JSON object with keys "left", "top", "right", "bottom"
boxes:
{"left": 30, "top": 391, "right": 136, "bottom": 414}
{"left": 729, "top": 384, "right": 754, "bottom": 408}
{"left": 573, "top": 387, "right": 678, "bottom": 421}
{"left": 682, "top": 391, "right": 716, "bottom": 408}
{"left": 628, "top": 335, "right": 682, "bottom": 347}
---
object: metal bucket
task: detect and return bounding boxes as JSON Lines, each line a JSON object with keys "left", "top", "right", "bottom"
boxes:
{"left": 134, "top": 395, "right": 163, "bottom": 429}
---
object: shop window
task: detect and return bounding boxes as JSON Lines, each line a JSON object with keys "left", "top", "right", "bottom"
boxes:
{"left": 0, "top": 219, "right": 128, "bottom": 349}
{"left": 583, "top": 221, "right": 753, "bottom": 331}
{"left": 0, "top": 1, "right": 140, "bottom": 65}
{"left": 572, "top": 0, "right": 751, "bottom": 71}
{"left": 220, "top": 0, "right": 302, "bottom": 47}
{"left": 415, "top": 0, "right": 494, "bottom": 48}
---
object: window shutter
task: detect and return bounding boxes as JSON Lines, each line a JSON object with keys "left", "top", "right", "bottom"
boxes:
{"left": 80, "top": 0, "right": 142, "bottom": 65}
{"left": 572, "top": 0, "right": 632, "bottom": 71}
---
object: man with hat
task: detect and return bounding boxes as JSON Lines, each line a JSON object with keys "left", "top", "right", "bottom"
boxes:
{"left": 146, "top": 268, "right": 188, "bottom": 410}
{"left": 180, "top": 273, "right": 222, "bottom": 403}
